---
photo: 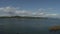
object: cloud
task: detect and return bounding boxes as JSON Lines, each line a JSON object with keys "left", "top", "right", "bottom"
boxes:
{"left": 0, "top": 6, "right": 59, "bottom": 18}
{"left": 46, "top": 14, "right": 57, "bottom": 16}
{"left": 0, "top": 7, "right": 33, "bottom": 16}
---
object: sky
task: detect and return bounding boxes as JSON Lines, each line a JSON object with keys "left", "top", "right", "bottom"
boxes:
{"left": 0, "top": 0, "right": 60, "bottom": 18}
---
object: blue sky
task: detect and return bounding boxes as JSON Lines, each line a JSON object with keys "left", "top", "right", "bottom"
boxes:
{"left": 0, "top": 0, "right": 60, "bottom": 18}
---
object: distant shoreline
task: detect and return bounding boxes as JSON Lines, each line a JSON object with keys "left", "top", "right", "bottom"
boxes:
{"left": 0, "top": 16, "right": 48, "bottom": 19}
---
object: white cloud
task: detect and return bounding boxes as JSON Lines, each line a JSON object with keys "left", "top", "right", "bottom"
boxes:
{"left": 0, "top": 6, "right": 59, "bottom": 18}
{"left": 46, "top": 14, "right": 57, "bottom": 16}
{"left": 45, "top": 14, "right": 57, "bottom": 17}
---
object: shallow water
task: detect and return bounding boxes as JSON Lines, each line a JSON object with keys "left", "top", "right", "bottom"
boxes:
{"left": 0, "top": 18, "right": 60, "bottom": 34}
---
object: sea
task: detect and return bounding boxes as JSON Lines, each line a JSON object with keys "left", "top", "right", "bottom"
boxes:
{"left": 0, "top": 18, "right": 60, "bottom": 34}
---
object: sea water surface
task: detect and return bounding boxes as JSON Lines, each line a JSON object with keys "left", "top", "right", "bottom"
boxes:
{"left": 0, "top": 18, "right": 60, "bottom": 34}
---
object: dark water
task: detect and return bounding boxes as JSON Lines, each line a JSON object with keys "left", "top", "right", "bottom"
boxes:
{"left": 0, "top": 18, "right": 60, "bottom": 34}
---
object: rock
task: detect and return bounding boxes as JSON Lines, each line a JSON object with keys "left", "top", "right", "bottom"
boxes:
{"left": 48, "top": 26, "right": 60, "bottom": 32}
